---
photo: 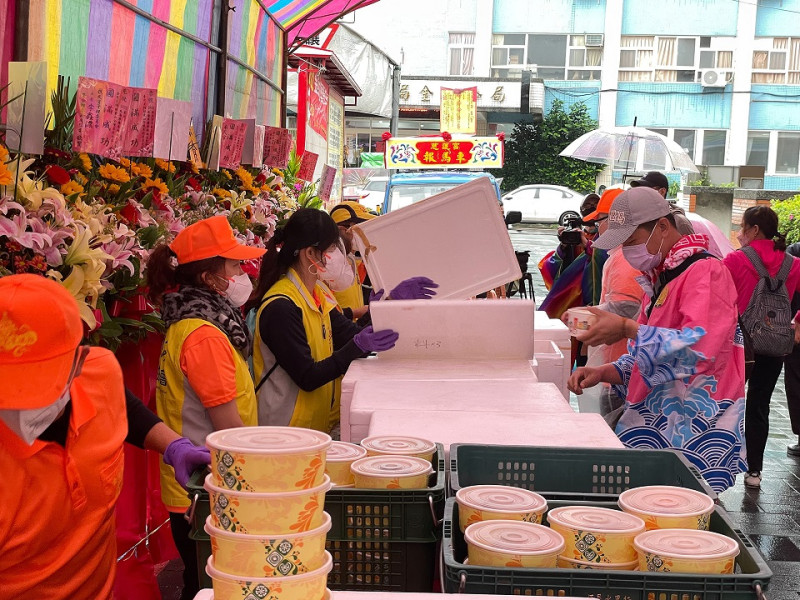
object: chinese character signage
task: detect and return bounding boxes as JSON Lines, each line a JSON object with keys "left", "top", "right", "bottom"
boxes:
{"left": 123, "top": 87, "right": 157, "bottom": 157}
{"left": 440, "top": 87, "right": 477, "bottom": 135}
{"left": 263, "top": 126, "right": 292, "bottom": 168}
{"left": 307, "top": 67, "right": 329, "bottom": 138}
{"left": 73, "top": 77, "right": 129, "bottom": 160}
{"left": 319, "top": 164, "right": 336, "bottom": 202}
{"left": 218, "top": 118, "right": 248, "bottom": 169}
{"left": 296, "top": 151, "right": 319, "bottom": 181}
{"left": 384, "top": 137, "right": 504, "bottom": 169}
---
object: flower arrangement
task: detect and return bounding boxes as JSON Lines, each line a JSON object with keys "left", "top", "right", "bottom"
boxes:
{"left": 0, "top": 80, "right": 315, "bottom": 349}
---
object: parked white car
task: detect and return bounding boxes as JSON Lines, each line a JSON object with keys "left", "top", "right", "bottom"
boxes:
{"left": 501, "top": 184, "right": 586, "bottom": 225}
{"left": 360, "top": 176, "right": 389, "bottom": 211}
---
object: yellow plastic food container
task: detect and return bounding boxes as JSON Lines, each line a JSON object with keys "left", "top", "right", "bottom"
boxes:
{"left": 465, "top": 519, "right": 565, "bottom": 568}
{"left": 207, "top": 426, "right": 331, "bottom": 492}
{"left": 350, "top": 455, "right": 433, "bottom": 489}
{"left": 547, "top": 506, "right": 645, "bottom": 564}
{"left": 456, "top": 485, "right": 548, "bottom": 532}
{"left": 205, "top": 512, "right": 331, "bottom": 577}
{"left": 325, "top": 441, "right": 367, "bottom": 486}
{"left": 205, "top": 474, "right": 331, "bottom": 535}
{"left": 206, "top": 553, "right": 331, "bottom": 600}
{"left": 557, "top": 555, "right": 638, "bottom": 570}
{"left": 618, "top": 485, "right": 715, "bottom": 531}
{"left": 634, "top": 528, "right": 740, "bottom": 574}
{"left": 360, "top": 435, "right": 437, "bottom": 461}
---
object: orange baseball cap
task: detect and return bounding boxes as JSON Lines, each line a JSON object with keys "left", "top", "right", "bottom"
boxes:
{"left": 583, "top": 188, "right": 625, "bottom": 222}
{"left": 169, "top": 215, "right": 266, "bottom": 264}
{"left": 0, "top": 274, "right": 84, "bottom": 409}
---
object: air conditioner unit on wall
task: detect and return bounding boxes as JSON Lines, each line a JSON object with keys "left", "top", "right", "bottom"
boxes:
{"left": 585, "top": 34, "right": 604, "bottom": 47}
{"left": 701, "top": 69, "right": 728, "bottom": 87}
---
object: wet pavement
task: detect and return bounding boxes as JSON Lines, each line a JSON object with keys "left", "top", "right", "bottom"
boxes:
{"left": 159, "top": 225, "right": 800, "bottom": 597}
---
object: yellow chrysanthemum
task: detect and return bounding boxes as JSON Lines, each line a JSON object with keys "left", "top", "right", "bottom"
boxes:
{"left": 0, "top": 145, "right": 10, "bottom": 162}
{"left": 222, "top": 169, "right": 232, "bottom": 180}
{"left": 155, "top": 158, "right": 176, "bottom": 173}
{"left": 212, "top": 187, "right": 232, "bottom": 198}
{"left": 98, "top": 164, "right": 131, "bottom": 183}
{"left": 188, "top": 161, "right": 200, "bottom": 174}
{"left": 61, "top": 181, "right": 85, "bottom": 196}
{"left": 143, "top": 177, "right": 169, "bottom": 195}
{"left": 78, "top": 153, "right": 92, "bottom": 172}
{"left": 131, "top": 163, "right": 153, "bottom": 178}
{"left": 74, "top": 172, "right": 88, "bottom": 186}
{"left": 118, "top": 157, "right": 132, "bottom": 168}
{"left": 107, "top": 184, "right": 121, "bottom": 194}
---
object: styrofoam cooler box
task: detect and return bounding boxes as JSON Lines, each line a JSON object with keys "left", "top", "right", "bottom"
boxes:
{"left": 348, "top": 379, "right": 571, "bottom": 443}
{"left": 533, "top": 339, "right": 567, "bottom": 398}
{"left": 367, "top": 410, "right": 624, "bottom": 458}
{"left": 534, "top": 310, "right": 572, "bottom": 384}
{"left": 352, "top": 177, "right": 521, "bottom": 300}
{"left": 341, "top": 359, "right": 538, "bottom": 442}
{"left": 370, "top": 299, "right": 535, "bottom": 361}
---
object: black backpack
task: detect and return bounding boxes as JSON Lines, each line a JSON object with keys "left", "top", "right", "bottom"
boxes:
{"left": 739, "top": 246, "right": 794, "bottom": 357}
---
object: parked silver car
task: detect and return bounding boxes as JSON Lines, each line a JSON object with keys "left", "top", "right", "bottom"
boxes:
{"left": 501, "top": 184, "right": 585, "bottom": 225}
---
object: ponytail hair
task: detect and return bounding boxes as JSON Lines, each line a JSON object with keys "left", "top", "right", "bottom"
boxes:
{"left": 245, "top": 209, "right": 339, "bottom": 314}
{"left": 146, "top": 243, "right": 226, "bottom": 306}
{"left": 743, "top": 205, "right": 786, "bottom": 252}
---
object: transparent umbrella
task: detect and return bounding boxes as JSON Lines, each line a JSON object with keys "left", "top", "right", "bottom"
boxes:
{"left": 560, "top": 126, "right": 700, "bottom": 174}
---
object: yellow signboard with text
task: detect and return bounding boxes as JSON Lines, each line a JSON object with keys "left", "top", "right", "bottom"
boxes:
{"left": 440, "top": 87, "right": 477, "bottom": 135}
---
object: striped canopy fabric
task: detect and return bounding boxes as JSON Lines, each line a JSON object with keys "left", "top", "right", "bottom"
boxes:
{"left": 24, "top": 0, "right": 285, "bottom": 141}
{"left": 265, "top": 0, "right": 380, "bottom": 47}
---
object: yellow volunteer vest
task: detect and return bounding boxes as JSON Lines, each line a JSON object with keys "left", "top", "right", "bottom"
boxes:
{"left": 253, "top": 269, "right": 341, "bottom": 433}
{"left": 156, "top": 318, "right": 257, "bottom": 510}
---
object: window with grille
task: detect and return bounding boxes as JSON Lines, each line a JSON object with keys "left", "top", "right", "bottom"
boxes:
{"left": 448, "top": 33, "right": 475, "bottom": 76}
{"left": 752, "top": 38, "right": 800, "bottom": 84}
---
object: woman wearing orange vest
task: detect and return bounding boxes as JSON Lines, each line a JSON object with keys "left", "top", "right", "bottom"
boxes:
{"left": 147, "top": 216, "right": 264, "bottom": 600}
{"left": 246, "top": 209, "right": 411, "bottom": 436}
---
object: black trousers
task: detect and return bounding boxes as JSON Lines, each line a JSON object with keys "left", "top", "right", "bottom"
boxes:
{"left": 745, "top": 353, "right": 785, "bottom": 472}
{"left": 784, "top": 344, "right": 800, "bottom": 436}
{"left": 169, "top": 511, "right": 199, "bottom": 600}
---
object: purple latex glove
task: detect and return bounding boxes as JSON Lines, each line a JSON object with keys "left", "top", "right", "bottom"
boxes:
{"left": 354, "top": 326, "right": 399, "bottom": 353}
{"left": 164, "top": 437, "right": 211, "bottom": 490}
{"left": 369, "top": 288, "right": 385, "bottom": 303}
{"left": 389, "top": 277, "right": 438, "bottom": 300}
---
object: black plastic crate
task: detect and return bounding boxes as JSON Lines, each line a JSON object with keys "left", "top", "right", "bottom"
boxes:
{"left": 326, "top": 537, "right": 437, "bottom": 592}
{"left": 450, "top": 444, "right": 717, "bottom": 501}
{"left": 189, "top": 530, "right": 212, "bottom": 590}
{"left": 325, "top": 443, "right": 446, "bottom": 541}
{"left": 442, "top": 498, "right": 771, "bottom": 599}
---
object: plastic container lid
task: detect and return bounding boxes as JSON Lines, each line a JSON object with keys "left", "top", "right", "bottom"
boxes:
{"left": 465, "top": 520, "right": 565, "bottom": 555}
{"left": 456, "top": 485, "right": 548, "bottom": 514}
{"left": 548, "top": 506, "right": 645, "bottom": 534}
{"left": 326, "top": 441, "right": 367, "bottom": 462}
{"left": 206, "top": 426, "right": 331, "bottom": 455}
{"left": 619, "top": 485, "right": 715, "bottom": 517}
{"left": 350, "top": 456, "right": 434, "bottom": 479}
{"left": 634, "top": 528, "right": 740, "bottom": 559}
{"left": 360, "top": 435, "right": 436, "bottom": 457}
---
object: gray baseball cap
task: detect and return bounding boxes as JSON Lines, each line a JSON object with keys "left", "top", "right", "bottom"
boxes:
{"left": 593, "top": 187, "right": 671, "bottom": 250}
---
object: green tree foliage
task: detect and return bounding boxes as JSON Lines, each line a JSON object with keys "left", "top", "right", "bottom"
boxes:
{"left": 772, "top": 195, "right": 800, "bottom": 245}
{"left": 494, "top": 99, "right": 603, "bottom": 194}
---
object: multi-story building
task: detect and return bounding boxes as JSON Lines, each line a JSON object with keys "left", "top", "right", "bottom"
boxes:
{"left": 348, "top": 0, "right": 800, "bottom": 190}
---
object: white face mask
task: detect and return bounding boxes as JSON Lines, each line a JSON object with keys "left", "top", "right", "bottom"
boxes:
{"left": 320, "top": 248, "right": 355, "bottom": 292}
{"left": 222, "top": 273, "right": 253, "bottom": 308}
{"left": 0, "top": 387, "right": 72, "bottom": 445}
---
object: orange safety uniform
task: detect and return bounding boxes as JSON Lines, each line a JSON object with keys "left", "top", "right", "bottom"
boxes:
{"left": 0, "top": 347, "right": 127, "bottom": 600}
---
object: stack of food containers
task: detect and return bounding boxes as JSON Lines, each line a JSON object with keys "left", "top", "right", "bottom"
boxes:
{"left": 202, "top": 427, "right": 333, "bottom": 600}
{"left": 351, "top": 436, "right": 436, "bottom": 489}
{"left": 324, "top": 441, "right": 367, "bottom": 488}
{"left": 619, "top": 485, "right": 739, "bottom": 574}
